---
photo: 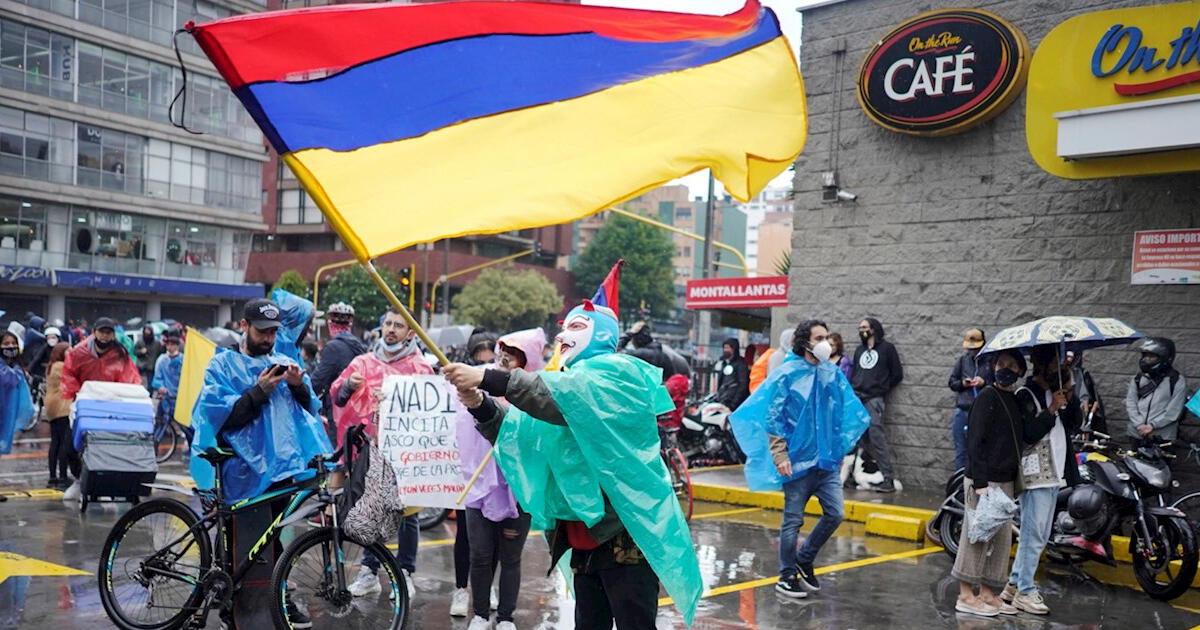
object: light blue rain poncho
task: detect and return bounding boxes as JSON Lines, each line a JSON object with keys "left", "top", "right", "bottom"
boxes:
{"left": 0, "top": 360, "right": 33, "bottom": 455}
{"left": 492, "top": 300, "right": 704, "bottom": 624}
{"left": 189, "top": 345, "right": 331, "bottom": 502}
{"left": 269, "top": 288, "right": 314, "bottom": 366}
{"left": 730, "top": 354, "right": 871, "bottom": 491}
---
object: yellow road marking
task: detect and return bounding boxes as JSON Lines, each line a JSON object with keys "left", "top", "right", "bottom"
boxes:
{"left": 691, "top": 507, "right": 760, "bottom": 520}
{"left": 657, "top": 546, "right": 943, "bottom": 606}
{"left": 0, "top": 489, "right": 64, "bottom": 500}
{"left": 0, "top": 552, "right": 90, "bottom": 583}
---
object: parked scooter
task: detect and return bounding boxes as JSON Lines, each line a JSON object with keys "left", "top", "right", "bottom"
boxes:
{"left": 678, "top": 395, "right": 742, "bottom": 467}
{"left": 929, "top": 432, "right": 1198, "bottom": 601}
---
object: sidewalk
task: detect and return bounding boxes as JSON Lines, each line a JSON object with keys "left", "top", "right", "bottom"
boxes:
{"left": 690, "top": 465, "right": 940, "bottom": 542}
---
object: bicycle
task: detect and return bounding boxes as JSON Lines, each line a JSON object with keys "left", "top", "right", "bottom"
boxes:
{"left": 152, "top": 395, "right": 185, "bottom": 464}
{"left": 97, "top": 431, "right": 409, "bottom": 630}
{"left": 660, "top": 427, "right": 694, "bottom": 521}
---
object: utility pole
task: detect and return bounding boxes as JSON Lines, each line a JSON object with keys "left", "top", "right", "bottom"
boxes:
{"left": 697, "top": 171, "right": 716, "bottom": 361}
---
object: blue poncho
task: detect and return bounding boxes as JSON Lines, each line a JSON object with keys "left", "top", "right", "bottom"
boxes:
{"left": 730, "top": 357, "right": 870, "bottom": 491}
{"left": 189, "top": 349, "right": 331, "bottom": 501}
{"left": 0, "top": 362, "right": 33, "bottom": 455}
{"left": 270, "top": 288, "right": 314, "bottom": 366}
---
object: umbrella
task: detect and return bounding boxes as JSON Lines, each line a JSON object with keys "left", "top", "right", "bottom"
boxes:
{"left": 978, "top": 316, "right": 1143, "bottom": 356}
{"left": 427, "top": 325, "right": 475, "bottom": 348}
{"left": 202, "top": 327, "right": 242, "bottom": 349}
{"left": 663, "top": 344, "right": 691, "bottom": 377}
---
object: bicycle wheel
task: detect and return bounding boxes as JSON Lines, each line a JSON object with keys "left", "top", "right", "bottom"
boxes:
{"left": 271, "top": 527, "right": 408, "bottom": 630}
{"left": 154, "top": 421, "right": 178, "bottom": 464}
{"left": 416, "top": 507, "right": 449, "bottom": 530}
{"left": 666, "top": 448, "right": 694, "bottom": 521}
{"left": 98, "top": 498, "right": 212, "bottom": 630}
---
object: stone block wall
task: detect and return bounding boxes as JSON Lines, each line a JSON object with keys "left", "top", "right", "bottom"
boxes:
{"left": 791, "top": 0, "right": 1200, "bottom": 489}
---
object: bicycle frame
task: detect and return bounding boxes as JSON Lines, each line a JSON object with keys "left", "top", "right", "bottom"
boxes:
{"left": 136, "top": 460, "right": 343, "bottom": 623}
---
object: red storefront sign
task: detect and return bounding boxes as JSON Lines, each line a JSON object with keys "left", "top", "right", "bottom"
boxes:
{"left": 1131, "top": 229, "right": 1200, "bottom": 285}
{"left": 685, "top": 276, "right": 789, "bottom": 309}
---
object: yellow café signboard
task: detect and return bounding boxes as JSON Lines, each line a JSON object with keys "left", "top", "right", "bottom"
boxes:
{"left": 1027, "top": 1, "right": 1200, "bottom": 178}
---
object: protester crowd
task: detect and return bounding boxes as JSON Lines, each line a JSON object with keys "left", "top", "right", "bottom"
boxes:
{"left": 1, "top": 294, "right": 1195, "bottom": 628}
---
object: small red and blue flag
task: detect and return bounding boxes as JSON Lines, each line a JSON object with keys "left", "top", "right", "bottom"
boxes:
{"left": 590, "top": 259, "right": 624, "bottom": 317}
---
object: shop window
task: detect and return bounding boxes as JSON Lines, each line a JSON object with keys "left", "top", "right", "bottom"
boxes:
{"left": 65, "top": 297, "right": 144, "bottom": 326}
{"left": 161, "top": 302, "right": 216, "bottom": 328}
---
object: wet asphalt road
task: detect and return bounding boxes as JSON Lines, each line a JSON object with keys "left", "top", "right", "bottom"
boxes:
{"left": 3, "top": 443, "right": 1200, "bottom": 629}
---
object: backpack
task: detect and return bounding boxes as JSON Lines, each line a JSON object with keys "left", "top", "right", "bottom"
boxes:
{"left": 337, "top": 425, "right": 404, "bottom": 546}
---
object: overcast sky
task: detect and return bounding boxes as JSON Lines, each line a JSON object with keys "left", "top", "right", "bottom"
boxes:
{"left": 582, "top": 0, "right": 829, "bottom": 198}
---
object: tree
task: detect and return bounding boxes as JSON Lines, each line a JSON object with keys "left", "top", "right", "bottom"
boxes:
{"left": 322, "top": 264, "right": 407, "bottom": 327}
{"left": 452, "top": 267, "right": 563, "bottom": 332}
{"left": 272, "top": 269, "right": 310, "bottom": 299}
{"left": 575, "top": 212, "right": 675, "bottom": 319}
{"left": 773, "top": 250, "right": 791, "bottom": 277}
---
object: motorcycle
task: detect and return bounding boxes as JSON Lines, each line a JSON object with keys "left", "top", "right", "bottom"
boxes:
{"left": 929, "top": 432, "right": 1198, "bottom": 601}
{"left": 678, "top": 395, "right": 743, "bottom": 467}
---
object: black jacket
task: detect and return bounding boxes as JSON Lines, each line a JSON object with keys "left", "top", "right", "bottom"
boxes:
{"left": 1016, "top": 378, "right": 1084, "bottom": 487}
{"left": 714, "top": 338, "right": 749, "bottom": 410}
{"left": 850, "top": 318, "right": 903, "bottom": 399}
{"left": 624, "top": 341, "right": 676, "bottom": 382}
{"left": 965, "top": 386, "right": 1045, "bottom": 489}
{"left": 310, "top": 332, "right": 367, "bottom": 415}
{"left": 948, "top": 350, "right": 993, "bottom": 410}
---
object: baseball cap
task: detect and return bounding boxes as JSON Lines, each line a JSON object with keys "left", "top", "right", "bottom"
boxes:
{"left": 243, "top": 299, "right": 283, "bottom": 330}
{"left": 962, "top": 328, "right": 985, "bottom": 350}
{"left": 93, "top": 317, "right": 117, "bottom": 331}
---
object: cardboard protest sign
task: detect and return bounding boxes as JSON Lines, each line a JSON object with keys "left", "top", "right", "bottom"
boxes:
{"left": 377, "top": 374, "right": 465, "bottom": 509}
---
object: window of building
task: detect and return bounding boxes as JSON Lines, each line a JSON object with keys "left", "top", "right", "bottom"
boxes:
{"left": 165, "top": 221, "right": 218, "bottom": 267}
{"left": 278, "top": 188, "right": 323, "bottom": 224}
{"left": 0, "top": 20, "right": 72, "bottom": 99}
{"left": 0, "top": 105, "right": 73, "bottom": 183}
{"left": 162, "top": 302, "right": 217, "bottom": 327}
{"left": 66, "top": 297, "right": 144, "bottom": 325}
{"left": 675, "top": 208, "right": 692, "bottom": 220}
{"left": 68, "top": 207, "right": 164, "bottom": 274}
{"left": 76, "top": 123, "right": 144, "bottom": 194}
{"left": 0, "top": 195, "right": 48, "bottom": 253}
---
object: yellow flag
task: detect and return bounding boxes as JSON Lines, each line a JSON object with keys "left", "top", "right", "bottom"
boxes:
{"left": 174, "top": 327, "right": 216, "bottom": 427}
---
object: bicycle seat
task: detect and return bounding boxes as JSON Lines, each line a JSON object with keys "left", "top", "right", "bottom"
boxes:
{"left": 197, "top": 448, "right": 235, "bottom": 465}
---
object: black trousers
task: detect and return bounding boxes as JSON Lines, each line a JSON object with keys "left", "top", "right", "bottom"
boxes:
{"left": 573, "top": 560, "right": 659, "bottom": 630}
{"left": 47, "top": 417, "right": 79, "bottom": 479}
{"left": 454, "top": 513, "right": 470, "bottom": 589}
{"left": 465, "top": 508, "right": 530, "bottom": 622}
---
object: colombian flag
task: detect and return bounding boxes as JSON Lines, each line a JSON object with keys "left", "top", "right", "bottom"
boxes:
{"left": 187, "top": 1, "right": 806, "bottom": 262}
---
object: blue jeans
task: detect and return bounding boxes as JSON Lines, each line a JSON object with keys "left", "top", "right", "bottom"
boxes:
{"left": 364, "top": 514, "right": 419, "bottom": 573}
{"left": 1010, "top": 487, "right": 1057, "bottom": 593}
{"left": 951, "top": 408, "right": 970, "bottom": 471}
{"left": 779, "top": 468, "right": 844, "bottom": 575}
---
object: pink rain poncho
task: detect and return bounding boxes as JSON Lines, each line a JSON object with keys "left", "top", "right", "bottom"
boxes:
{"left": 330, "top": 348, "right": 433, "bottom": 448}
{"left": 456, "top": 328, "right": 545, "bottom": 521}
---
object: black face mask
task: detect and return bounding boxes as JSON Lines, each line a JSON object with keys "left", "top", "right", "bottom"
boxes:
{"left": 1, "top": 347, "right": 18, "bottom": 361}
{"left": 94, "top": 338, "right": 114, "bottom": 351}
{"left": 859, "top": 330, "right": 871, "bottom": 344}
{"left": 994, "top": 368, "right": 1020, "bottom": 387}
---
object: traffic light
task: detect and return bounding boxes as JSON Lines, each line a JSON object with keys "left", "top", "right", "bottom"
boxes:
{"left": 398, "top": 264, "right": 415, "bottom": 311}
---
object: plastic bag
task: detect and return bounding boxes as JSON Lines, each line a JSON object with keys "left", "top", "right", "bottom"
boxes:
{"left": 968, "top": 487, "right": 1018, "bottom": 544}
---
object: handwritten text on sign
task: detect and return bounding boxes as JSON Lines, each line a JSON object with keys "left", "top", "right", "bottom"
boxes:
{"left": 377, "top": 374, "right": 464, "bottom": 509}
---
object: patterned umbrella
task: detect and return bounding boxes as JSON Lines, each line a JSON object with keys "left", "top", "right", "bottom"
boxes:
{"left": 979, "top": 316, "right": 1143, "bottom": 356}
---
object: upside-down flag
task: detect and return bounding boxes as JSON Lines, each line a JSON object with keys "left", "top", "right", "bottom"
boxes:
{"left": 591, "top": 259, "right": 624, "bottom": 317}
{"left": 186, "top": 0, "right": 807, "bottom": 262}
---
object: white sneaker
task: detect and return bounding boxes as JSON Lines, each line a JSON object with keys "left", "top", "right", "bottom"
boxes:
{"left": 490, "top": 585, "right": 499, "bottom": 610}
{"left": 496, "top": 622, "right": 516, "bottom": 630}
{"left": 450, "top": 587, "right": 469, "bottom": 617}
{"left": 467, "top": 615, "right": 492, "bottom": 630}
{"left": 347, "top": 565, "right": 381, "bottom": 597}
{"left": 62, "top": 482, "right": 80, "bottom": 501}
{"left": 402, "top": 568, "right": 415, "bottom": 601}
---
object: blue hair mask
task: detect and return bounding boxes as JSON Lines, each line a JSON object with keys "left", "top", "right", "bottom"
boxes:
{"left": 555, "top": 300, "right": 619, "bottom": 366}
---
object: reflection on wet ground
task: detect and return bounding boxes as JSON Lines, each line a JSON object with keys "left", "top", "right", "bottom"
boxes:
{"left": 2, "top": 468, "right": 1200, "bottom": 629}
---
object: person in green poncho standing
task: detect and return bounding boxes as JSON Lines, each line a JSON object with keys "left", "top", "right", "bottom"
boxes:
{"left": 443, "top": 260, "right": 702, "bottom": 629}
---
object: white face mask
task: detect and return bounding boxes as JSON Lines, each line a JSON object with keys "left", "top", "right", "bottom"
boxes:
{"left": 554, "top": 314, "right": 594, "bottom": 366}
{"left": 810, "top": 340, "right": 833, "bottom": 363}
{"left": 381, "top": 336, "right": 414, "bottom": 354}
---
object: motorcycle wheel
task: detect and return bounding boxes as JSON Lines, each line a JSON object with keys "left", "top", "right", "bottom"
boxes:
{"left": 1131, "top": 515, "right": 1198, "bottom": 601}
{"left": 938, "top": 510, "right": 962, "bottom": 560}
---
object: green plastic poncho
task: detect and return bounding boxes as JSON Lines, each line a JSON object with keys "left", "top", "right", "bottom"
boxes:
{"left": 493, "top": 352, "right": 703, "bottom": 624}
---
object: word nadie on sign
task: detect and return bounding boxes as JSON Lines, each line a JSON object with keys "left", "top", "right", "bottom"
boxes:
{"left": 858, "top": 9, "right": 1029, "bottom": 136}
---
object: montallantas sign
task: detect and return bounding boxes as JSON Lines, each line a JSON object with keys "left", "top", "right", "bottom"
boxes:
{"left": 857, "top": 9, "right": 1030, "bottom": 136}
{"left": 684, "top": 276, "right": 788, "bottom": 309}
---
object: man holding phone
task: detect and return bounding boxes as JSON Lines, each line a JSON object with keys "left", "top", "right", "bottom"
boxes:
{"left": 190, "top": 298, "right": 331, "bottom": 629}
{"left": 947, "top": 328, "right": 992, "bottom": 471}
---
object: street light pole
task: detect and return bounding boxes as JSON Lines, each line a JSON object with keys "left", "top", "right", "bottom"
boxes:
{"left": 698, "top": 171, "right": 716, "bottom": 361}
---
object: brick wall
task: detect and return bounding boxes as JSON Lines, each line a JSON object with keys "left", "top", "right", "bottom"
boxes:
{"left": 792, "top": 0, "right": 1200, "bottom": 489}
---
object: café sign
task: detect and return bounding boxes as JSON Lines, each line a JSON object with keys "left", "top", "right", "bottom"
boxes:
{"left": 857, "top": 9, "right": 1030, "bottom": 136}
{"left": 1026, "top": 1, "right": 1200, "bottom": 179}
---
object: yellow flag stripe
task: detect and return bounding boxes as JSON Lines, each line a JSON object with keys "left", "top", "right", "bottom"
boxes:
{"left": 175, "top": 327, "right": 217, "bottom": 428}
{"left": 286, "top": 37, "right": 806, "bottom": 260}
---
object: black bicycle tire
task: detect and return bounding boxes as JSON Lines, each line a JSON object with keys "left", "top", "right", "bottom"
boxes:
{"left": 155, "top": 422, "right": 178, "bottom": 464}
{"left": 270, "top": 527, "right": 409, "bottom": 630}
{"left": 98, "top": 497, "right": 213, "bottom": 630}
